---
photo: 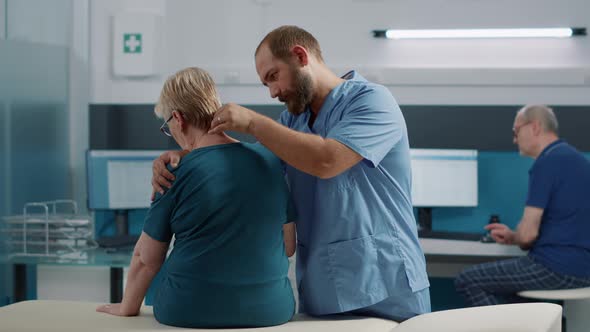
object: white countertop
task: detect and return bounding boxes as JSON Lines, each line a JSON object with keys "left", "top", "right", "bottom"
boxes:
{"left": 420, "top": 238, "right": 525, "bottom": 258}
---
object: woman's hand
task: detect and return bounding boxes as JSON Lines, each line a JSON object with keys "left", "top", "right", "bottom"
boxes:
{"left": 95, "top": 303, "right": 137, "bottom": 317}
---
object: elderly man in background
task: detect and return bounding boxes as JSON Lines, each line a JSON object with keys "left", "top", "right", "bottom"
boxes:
{"left": 456, "top": 104, "right": 590, "bottom": 306}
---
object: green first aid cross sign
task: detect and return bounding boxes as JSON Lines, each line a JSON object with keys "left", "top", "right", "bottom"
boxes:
{"left": 123, "top": 33, "right": 142, "bottom": 53}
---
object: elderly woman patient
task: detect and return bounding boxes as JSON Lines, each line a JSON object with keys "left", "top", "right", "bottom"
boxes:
{"left": 96, "top": 67, "right": 296, "bottom": 328}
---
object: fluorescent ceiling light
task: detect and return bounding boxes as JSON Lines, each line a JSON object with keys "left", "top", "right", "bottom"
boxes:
{"left": 373, "top": 28, "right": 586, "bottom": 39}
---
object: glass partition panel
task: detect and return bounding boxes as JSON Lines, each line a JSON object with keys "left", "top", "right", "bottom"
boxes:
{"left": 1, "top": 22, "right": 71, "bottom": 305}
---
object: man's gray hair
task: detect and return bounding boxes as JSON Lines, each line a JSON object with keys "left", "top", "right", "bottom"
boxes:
{"left": 517, "top": 104, "right": 559, "bottom": 134}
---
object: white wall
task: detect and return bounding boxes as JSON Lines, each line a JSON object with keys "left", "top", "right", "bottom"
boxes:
{"left": 90, "top": 0, "right": 590, "bottom": 105}
{"left": 90, "top": 0, "right": 166, "bottom": 104}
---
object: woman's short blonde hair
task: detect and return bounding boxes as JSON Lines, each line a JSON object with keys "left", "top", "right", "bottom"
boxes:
{"left": 155, "top": 67, "right": 221, "bottom": 130}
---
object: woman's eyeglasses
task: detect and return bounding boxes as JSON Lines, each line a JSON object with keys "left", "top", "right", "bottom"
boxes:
{"left": 160, "top": 115, "right": 174, "bottom": 137}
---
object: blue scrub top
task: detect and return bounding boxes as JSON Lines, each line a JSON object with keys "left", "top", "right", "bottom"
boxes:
{"left": 279, "top": 71, "right": 430, "bottom": 316}
{"left": 143, "top": 142, "right": 295, "bottom": 328}
{"left": 527, "top": 140, "right": 590, "bottom": 277}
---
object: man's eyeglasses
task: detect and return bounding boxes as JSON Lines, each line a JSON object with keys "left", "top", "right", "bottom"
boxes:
{"left": 512, "top": 122, "right": 531, "bottom": 139}
{"left": 160, "top": 115, "right": 174, "bottom": 137}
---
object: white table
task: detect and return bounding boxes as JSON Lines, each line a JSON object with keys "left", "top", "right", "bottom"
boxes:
{"left": 419, "top": 238, "right": 525, "bottom": 277}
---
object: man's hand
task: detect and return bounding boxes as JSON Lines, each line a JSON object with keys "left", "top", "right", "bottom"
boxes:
{"left": 96, "top": 303, "right": 137, "bottom": 317}
{"left": 151, "top": 150, "right": 188, "bottom": 200}
{"left": 485, "top": 223, "right": 516, "bottom": 245}
{"left": 209, "top": 103, "right": 256, "bottom": 135}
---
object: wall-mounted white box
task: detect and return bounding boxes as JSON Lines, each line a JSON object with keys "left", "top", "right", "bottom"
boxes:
{"left": 112, "top": 12, "right": 162, "bottom": 77}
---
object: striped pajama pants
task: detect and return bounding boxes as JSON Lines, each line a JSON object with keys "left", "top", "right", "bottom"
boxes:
{"left": 455, "top": 256, "right": 590, "bottom": 306}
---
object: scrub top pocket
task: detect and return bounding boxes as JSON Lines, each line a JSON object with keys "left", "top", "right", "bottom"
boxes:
{"left": 326, "top": 234, "right": 389, "bottom": 312}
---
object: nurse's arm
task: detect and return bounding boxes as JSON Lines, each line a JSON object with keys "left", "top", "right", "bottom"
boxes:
{"left": 251, "top": 113, "right": 362, "bottom": 179}
{"left": 283, "top": 222, "right": 296, "bottom": 257}
{"left": 209, "top": 106, "right": 362, "bottom": 179}
{"left": 97, "top": 232, "right": 168, "bottom": 316}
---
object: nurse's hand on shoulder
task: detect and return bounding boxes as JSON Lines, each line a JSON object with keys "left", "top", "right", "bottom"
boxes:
{"left": 209, "top": 103, "right": 255, "bottom": 135}
{"left": 485, "top": 223, "right": 515, "bottom": 245}
{"left": 96, "top": 303, "right": 137, "bottom": 317}
{"left": 151, "top": 150, "right": 189, "bottom": 200}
